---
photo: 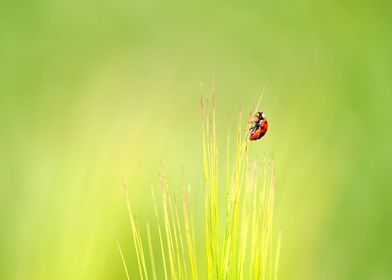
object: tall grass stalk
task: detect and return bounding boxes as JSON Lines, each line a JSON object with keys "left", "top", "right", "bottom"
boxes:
{"left": 118, "top": 94, "right": 281, "bottom": 279}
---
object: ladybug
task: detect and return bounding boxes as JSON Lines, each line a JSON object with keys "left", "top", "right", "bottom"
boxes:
{"left": 249, "top": 111, "right": 268, "bottom": 141}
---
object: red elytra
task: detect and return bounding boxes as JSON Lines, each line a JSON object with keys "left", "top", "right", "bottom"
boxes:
{"left": 249, "top": 112, "right": 268, "bottom": 141}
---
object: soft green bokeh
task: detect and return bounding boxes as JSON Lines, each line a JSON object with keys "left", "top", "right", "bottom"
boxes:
{"left": 1, "top": 0, "right": 391, "bottom": 279}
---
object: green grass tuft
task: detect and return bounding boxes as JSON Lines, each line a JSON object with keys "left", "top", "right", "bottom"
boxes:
{"left": 118, "top": 93, "right": 281, "bottom": 280}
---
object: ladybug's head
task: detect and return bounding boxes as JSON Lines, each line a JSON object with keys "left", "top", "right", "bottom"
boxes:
{"left": 257, "top": 111, "right": 266, "bottom": 120}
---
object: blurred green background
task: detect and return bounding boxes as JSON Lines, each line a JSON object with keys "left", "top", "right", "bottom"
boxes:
{"left": 1, "top": 0, "right": 391, "bottom": 279}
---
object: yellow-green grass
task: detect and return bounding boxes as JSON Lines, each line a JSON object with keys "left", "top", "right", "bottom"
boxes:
{"left": 119, "top": 94, "right": 281, "bottom": 280}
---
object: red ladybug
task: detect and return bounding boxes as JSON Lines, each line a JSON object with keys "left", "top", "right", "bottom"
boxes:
{"left": 249, "top": 111, "right": 268, "bottom": 141}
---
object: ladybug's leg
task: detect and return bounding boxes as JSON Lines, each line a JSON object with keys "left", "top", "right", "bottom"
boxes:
{"left": 248, "top": 113, "right": 258, "bottom": 122}
{"left": 249, "top": 123, "right": 259, "bottom": 132}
